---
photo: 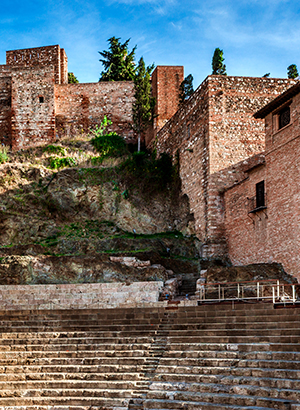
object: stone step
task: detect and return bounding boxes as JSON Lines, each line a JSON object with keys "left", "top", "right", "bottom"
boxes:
{"left": 0, "top": 388, "right": 146, "bottom": 399}
{"left": 0, "top": 380, "right": 145, "bottom": 390}
{"left": 0, "top": 343, "right": 154, "bottom": 352}
{"left": 5, "top": 341, "right": 298, "bottom": 354}
{"left": 143, "top": 398, "right": 290, "bottom": 410}
{"left": 3, "top": 321, "right": 300, "bottom": 334}
{"left": 0, "top": 307, "right": 299, "bottom": 325}
{"left": 166, "top": 343, "right": 300, "bottom": 353}
{"left": 146, "top": 390, "right": 296, "bottom": 409}
{"left": 0, "top": 408, "right": 127, "bottom": 410}
{"left": 2, "top": 355, "right": 299, "bottom": 369}
{"left": 0, "top": 396, "right": 130, "bottom": 407}
{"left": 0, "top": 372, "right": 144, "bottom": 382}
{"left": 1, "top": 314, "right": 300, "bottom": 328}
{"left": 153, "top": 372, "right": 300, "bottom": 390}
{"left": 154, "top": 357, "right": 300, "bottom": 370}
{"left": 148, "top": 380, "right": 300, "bottom": 401}
{"left": 1, "top": 364, "right": 148, "bottom": 373}
{"left": 0, "top": 349, "right": 153, "bottom": 359}
{"left": 155, "top": 365, "right": 300, "bottom": 379}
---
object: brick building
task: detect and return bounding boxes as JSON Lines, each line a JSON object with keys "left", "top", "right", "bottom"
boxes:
{"left": 224, "top": 82, "right": 300, "bottom": 278}
{"left": 0, "top": 45, "right": 182, "bottom": 150}
{"left": 149, "top": 75, "right": 296, "bottom": 259}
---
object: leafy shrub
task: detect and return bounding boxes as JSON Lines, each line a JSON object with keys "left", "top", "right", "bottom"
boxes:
{"left": 91, "top": 132, "right": 128, "bottom": 160}
{"left": 0, "top": 145, "right": 9, "bottom": 164}
{"left": 43, "top": 145, "right": 66, "bottom": 156}
{"left": 49, "top": 156, "right": 77, "bottom": 169}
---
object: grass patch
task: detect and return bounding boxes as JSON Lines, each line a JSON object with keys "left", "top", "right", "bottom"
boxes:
{"left": 0, "top": 145, "right": 9, "bottom": 164}
{"left": 49, "top": 156, "right": 77, "bottom": 169}
{"left": 43, "top": 145, "right": 66, "bottom": 156}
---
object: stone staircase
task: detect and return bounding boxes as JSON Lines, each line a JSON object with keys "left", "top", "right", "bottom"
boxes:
{"left": 0, "top": 303, "right": 299, "bottom": 409}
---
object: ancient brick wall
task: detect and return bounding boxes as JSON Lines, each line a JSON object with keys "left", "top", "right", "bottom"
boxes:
{"left": 148, "top": 66, "right": 184, "bottom": 145}
{"left": 6, "top": 45, "right": 67, "bottom": 84}
{"left": 153, "top": 75, "right": 295, "bottom": 257}
{"left": 224, "top": 92, "right": 300, "bottom": 279}
{"left": 55, "top": 82, "right": 136, "bottom": 141}
{"left": 0, "top": 75, "right": 11, "bottom": 146}
{"left": 10, "top": 66, "right": 56, "bottom": 149}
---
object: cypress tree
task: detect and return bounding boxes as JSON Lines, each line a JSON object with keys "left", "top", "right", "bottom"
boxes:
{"left": 212, "top": 48, "right": 227, "bottom": 75}
{"left": 132, "top": 57, "right": 155, "bottom": 152}
{"left": 287, "top": 64, "right": 299, "bottom": 79}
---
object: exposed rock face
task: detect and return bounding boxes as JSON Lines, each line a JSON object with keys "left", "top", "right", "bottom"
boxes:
{"left": 0, "top": 163, "right": 195, "bottom": 248}
{"left": 0, "top": 254, "right": 172, "bottom": 285}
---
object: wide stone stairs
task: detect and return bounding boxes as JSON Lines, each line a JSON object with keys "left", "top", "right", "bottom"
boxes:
{"left": 0, "top": 303, "right": 299, "bottom": 409}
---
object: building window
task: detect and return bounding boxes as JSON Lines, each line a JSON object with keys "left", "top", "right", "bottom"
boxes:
{"left": 39, "top": 96, "right": 44, "bottom": 103}
{"left": 248, "top": 180, "right": 267, "bottom": 214}
{"left": 278, "top": 106, "right": 290, "bottom": 129}
{"left": 256, "top": 180, "right": 265, "bottom": 208}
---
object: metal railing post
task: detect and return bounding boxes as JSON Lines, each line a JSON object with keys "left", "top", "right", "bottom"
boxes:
{"left": 237, "top": 283, "right": 240, "bottom": 300}
{"left": 272, "top": 286, "right": 275, "bottom": 304}
{"left": 257, "top": 282, "right": 260, "bottom": 300}
{"left": 277, "top": 280, "right": 280, "bottom": 299}
{"left": 292, "top": 285, "right": 296, "bottom": 304}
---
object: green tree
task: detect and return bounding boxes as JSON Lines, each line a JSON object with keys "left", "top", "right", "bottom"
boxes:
{"left": 212, "top": 48, "right": 227, "bottom": 75}
{"left": 132, "top": 57, "right": 155, "bottom": 152}
{"left": 287, "top": 64, "right": 299, "bottom": 79}
{"left": 99, "top": 37, "right": 137, "bottom": 82}
{"left": 179, "top": 74, "right": 194, "bottom": 104}
{"left": 68, "top": 72, "right": 79, "bottom": 83}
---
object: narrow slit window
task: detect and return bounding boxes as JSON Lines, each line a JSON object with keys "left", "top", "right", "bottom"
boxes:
{"left": 256, "top": 181, "right": 265, "bottom": 208}
{"left": 39, "top": 96, "right": 44, "bottom": 103}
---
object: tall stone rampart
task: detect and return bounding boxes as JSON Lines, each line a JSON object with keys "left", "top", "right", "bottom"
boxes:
{"left": 152, "top": 75, "right": 296, "bottom": 257}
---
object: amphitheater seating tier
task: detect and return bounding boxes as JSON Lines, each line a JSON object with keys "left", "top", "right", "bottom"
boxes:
{"left": 0, "top": 303, "right": 299, "bottom": 409}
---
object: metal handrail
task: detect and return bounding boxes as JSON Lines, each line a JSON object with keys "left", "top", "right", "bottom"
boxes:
{"left": 197, "top": 279, "right": 299, "bottom": 304}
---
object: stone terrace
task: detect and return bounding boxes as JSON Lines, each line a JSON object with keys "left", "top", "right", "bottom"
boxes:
{"left": 0, "top": 302, "right": 300, "bottom": 409}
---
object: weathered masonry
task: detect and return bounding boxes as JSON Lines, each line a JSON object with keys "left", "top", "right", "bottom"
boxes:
{"left": 147, "top": 76, "right": 296, "bottom": 259}
{"left": 0, "top": 45, "right": 182, "bottom": 150}
{"left": 224, "top": 82, "right": 300, "bottom": 279}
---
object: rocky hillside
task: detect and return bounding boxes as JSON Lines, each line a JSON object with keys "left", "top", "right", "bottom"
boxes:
{"left": 0, "top": 135, "right": 200, "bottom": 285}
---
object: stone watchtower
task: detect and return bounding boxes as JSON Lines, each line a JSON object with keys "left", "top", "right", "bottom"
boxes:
{"left": 0, "top": 45, "right": 67, "bottom": 149}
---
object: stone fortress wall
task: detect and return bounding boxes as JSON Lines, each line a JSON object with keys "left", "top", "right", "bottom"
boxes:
{"left": 148, "top": 76, "right": 296, "bottom": 259}
{"left": 0, "top": 43, "right": 299, "bottom": 278}
{"left": 0, "top": 45, "right": 181, "bottom": 149}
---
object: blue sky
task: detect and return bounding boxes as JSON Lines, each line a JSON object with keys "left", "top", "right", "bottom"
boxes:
{"left": 0, "top": 0, "right": 299, "bottom": 88}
